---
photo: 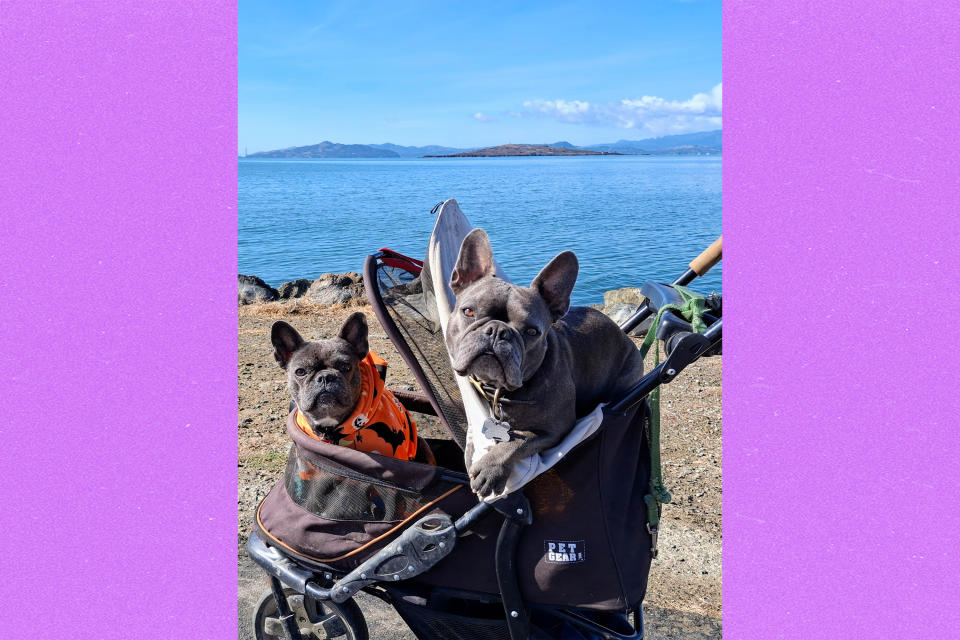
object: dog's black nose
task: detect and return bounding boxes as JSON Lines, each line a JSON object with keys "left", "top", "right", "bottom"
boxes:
{"left": 319, "top": 371, "right": 338, "bottom": 384}
{"left": 483, "top": 323, "right": 511, "bottom": 341}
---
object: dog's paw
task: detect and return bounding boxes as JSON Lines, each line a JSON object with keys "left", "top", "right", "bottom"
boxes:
{"left": 469, "top": 463, "right": 510, "bottom": 498}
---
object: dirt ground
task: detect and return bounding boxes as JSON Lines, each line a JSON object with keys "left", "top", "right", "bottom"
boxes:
{"left": 238, "top": 299, "right": 721, "bottom": 639}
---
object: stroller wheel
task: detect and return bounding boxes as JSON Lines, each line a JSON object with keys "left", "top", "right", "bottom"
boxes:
{"left": 253, "top": 587, "right": 369, "bottom": 640}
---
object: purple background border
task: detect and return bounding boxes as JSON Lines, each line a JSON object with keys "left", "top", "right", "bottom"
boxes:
{"left": 724, "top": 1, "right": 960, "bottom": 637}
{"left": 0, "top": 2, "right": 238, "bottom": 637}
{"left": 1, "top": 1, "right": 958, "bottom": 637}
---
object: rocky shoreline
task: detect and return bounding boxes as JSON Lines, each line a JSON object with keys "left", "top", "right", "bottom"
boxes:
{"left": 239, "top": 272, "right": 365, "bottom": 305}
{"left": 239, "top": 272, "right": 655, "bottom": 334}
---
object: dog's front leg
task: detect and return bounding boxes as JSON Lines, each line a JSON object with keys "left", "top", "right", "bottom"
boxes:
{"left": 468, "top": 431, "right": 562, "bottom": 497}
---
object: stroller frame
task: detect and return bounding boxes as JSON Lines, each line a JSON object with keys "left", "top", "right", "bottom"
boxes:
{"left": 247, "top": 242, "right": 722, "bottom": 640}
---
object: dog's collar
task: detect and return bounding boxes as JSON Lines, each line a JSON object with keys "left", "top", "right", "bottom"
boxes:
{"left": 467, "top": 376, "right": 503, "bottom": 420}
{"left": 467, "top": 376, "right": 535, "bottom": 420}
{"left": 468, "top": 375, "right": 506, "bottom": 420}
{"left": 467, "top": 376, "right": 535, "bottom": 444}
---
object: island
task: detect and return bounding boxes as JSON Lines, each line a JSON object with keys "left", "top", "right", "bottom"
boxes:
{"left": 240, "top": 131, "right": 722, "bottom": 159}
{"left": 246, "top": 141, "right": 400, "bottom": 159}
{"left": 424, "top": 144, "right": 620, "bottom": 157}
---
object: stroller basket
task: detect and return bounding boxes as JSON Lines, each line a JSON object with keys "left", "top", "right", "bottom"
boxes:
{"left": 253, "top": 410, "right": 478, "bottom": 576}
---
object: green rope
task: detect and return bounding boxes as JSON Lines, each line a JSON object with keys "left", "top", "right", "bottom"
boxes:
{"left": 639, "top": 286, "right": 709, "bottom": 544}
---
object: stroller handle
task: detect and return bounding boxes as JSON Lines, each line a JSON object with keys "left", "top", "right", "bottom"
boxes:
{"left": 619, "top": 236, "right": 721, "bottom": 335}
{"left": 608, "top": 318, "right": 722, "bottom": 415}
{"left": 688, "top": 236, "right": 722, "bottom": 276}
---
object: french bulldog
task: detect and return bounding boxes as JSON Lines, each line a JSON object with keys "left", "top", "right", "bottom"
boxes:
{"left": 445, "top": 229, "right": 645, "bottom": 496}
{"left": 271, "top": 312, "right": 419, "bottom": 460}
{"left": 272, "top": 313, "right": 369, "bottom": 434}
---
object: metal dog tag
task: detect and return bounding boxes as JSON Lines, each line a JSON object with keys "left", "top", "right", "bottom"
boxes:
{"left": 481, "top": 417, "right": 512, "bottom": 442}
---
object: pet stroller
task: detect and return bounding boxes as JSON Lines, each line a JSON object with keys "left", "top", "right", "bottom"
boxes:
{"left": 247, "top": 200, "right": 722, "bottom": 640}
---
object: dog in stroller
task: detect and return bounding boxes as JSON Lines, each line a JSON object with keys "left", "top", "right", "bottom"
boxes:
{"left": 246, "top": 201, "right": 722, "bottom": 640}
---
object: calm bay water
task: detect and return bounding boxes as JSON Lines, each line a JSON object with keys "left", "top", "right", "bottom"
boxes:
{"left": 239, "top": 156, "right": 721, "bottom": 307}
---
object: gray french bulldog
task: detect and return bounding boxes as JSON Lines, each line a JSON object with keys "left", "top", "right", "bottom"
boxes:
{"left": 271, "top": 312, "right": 368, "bottom": 440}
{"left": 445, "top": 229, "right": 645, "bottom": 497}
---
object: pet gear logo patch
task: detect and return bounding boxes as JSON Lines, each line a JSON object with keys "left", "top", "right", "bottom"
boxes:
{"left": 544, "top": 540, "right": 585, "bottom": 564}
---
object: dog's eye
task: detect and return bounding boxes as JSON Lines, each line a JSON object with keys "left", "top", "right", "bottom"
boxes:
{"left": 294, "top": 368, "right": 306, "bottom": 376}
{"left": 462, "top": 307, "right": 475, "bottom": 318}
{"left": 524, "top": 327, "right": 539, "bottom": 336}
{"left": 338, "top": 363, "right": 351, "bottom": 372}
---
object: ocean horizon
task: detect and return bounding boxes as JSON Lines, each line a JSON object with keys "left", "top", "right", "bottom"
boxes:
{"left": 239, "top": 155, "right": 721, "bottom": 307}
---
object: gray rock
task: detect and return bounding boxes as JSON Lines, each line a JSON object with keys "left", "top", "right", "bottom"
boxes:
{"left": 603, "top": 302, "right": 640, "bottom": 325}
{"left": 238, "top": 275, "right": 278, "bottom": 305}
{"left": 601, "top": 302, "right": 653, "bottom": 337}
{"left": 306, "top": 272, "right": 365, "bottom": 306}
{"left": 604, "top": 287, "right": 647, "bottom": 307}
{"left": 277, "top": 278, "right": 312, "bottom": 299}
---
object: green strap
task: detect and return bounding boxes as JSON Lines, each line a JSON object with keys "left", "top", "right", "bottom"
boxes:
{"left": 639, "top": 286, "right": 709, "bottom": 541}
{"left": 638, "top": 285, "right": 708, "bottom": 361}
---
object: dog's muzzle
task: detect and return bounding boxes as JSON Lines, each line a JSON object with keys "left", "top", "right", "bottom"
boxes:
{"left": 455, "top": 321, "right": 524, "bottom": 389}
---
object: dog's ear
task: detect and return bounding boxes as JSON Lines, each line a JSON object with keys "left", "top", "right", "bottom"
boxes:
{"left": 271, "top": 321, "right": 305, "bottom": 369}
{"left": 531, "top": 251, "right": 578, "bottom": 322}
{"left": 339, "top": 312, "right": 369, "bottom": 359}
{"left": 450, "top": 228, "right": 496, "bottom": 295}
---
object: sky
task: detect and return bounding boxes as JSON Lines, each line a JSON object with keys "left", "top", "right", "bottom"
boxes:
{"left": 239, "top": 0, "right": 720, "bottom": 153}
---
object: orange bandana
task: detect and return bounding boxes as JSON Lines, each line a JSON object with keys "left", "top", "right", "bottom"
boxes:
{"left": 294, "top": 351, "right": 418, "bottom": 461}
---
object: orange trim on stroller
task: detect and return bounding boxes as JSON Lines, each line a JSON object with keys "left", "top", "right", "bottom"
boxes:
{"left": 256, "top": 484, "right": 464, "bottom": 564}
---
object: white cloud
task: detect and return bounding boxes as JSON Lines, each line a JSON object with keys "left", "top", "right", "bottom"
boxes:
{"left": 521, "top": 84, "right": 721, "bottom": 135}
{"left": 472, "top": 112, "right": 494, "bottom": 123}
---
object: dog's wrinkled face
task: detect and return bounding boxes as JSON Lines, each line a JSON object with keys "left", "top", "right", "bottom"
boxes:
{"left": 271, "top": 312, "right": 369, "bottom": 430}
{"left": 444, "top": 229, "right": 578, "bottom": 391}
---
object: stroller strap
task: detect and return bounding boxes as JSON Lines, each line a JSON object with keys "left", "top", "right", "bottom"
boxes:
{"left": 639, "top": 285, "right": 709, "bottom": 558}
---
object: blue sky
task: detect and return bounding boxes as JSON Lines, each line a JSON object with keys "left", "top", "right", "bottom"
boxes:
{"left": 239, "top": 1, "right": 720, "bottom": 152}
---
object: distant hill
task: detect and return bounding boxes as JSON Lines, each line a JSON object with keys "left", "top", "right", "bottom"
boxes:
{"left": 368, "top": 143, "right": 472, "bottom": 157}
{"left": 426, "top": 144, "right": 619, "bottom": 157}
{"left": 247, "top": 141, "right": 398, "bottom": 158}
{"left": 647, "top": 144, "right": 720, "bottom": 156}
{"left": 585, "top": 130, "right": 721, "bottom": 154}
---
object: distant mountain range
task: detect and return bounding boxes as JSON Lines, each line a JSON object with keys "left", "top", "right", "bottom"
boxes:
{"left": 426, "top": 144, "right": 619, "bottom": 157}
{"left": 246, "top": 141, "right": 398, "bottom": 159}
{"left": 245, "top": 129, "right": 721, "bottom": 158}
{"left": 366, "top": 143, "right": 468, "bottom": 157}
{"left": 581, "top": 129, "right": 722, "bottom": 154}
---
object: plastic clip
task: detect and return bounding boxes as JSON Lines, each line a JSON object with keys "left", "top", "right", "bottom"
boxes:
{"left": 647, "top": 523, "right": 659, "bottom": 559}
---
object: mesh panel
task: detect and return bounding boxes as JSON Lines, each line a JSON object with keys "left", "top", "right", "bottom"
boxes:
{"left": 284, "top": 447, "right": 450, "bottom": 522}
{"left": 374, "top": 260, "right": 468, "bottom": 446}
{"left": 392, "top": 597, "right": 512, "bottom": 640}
